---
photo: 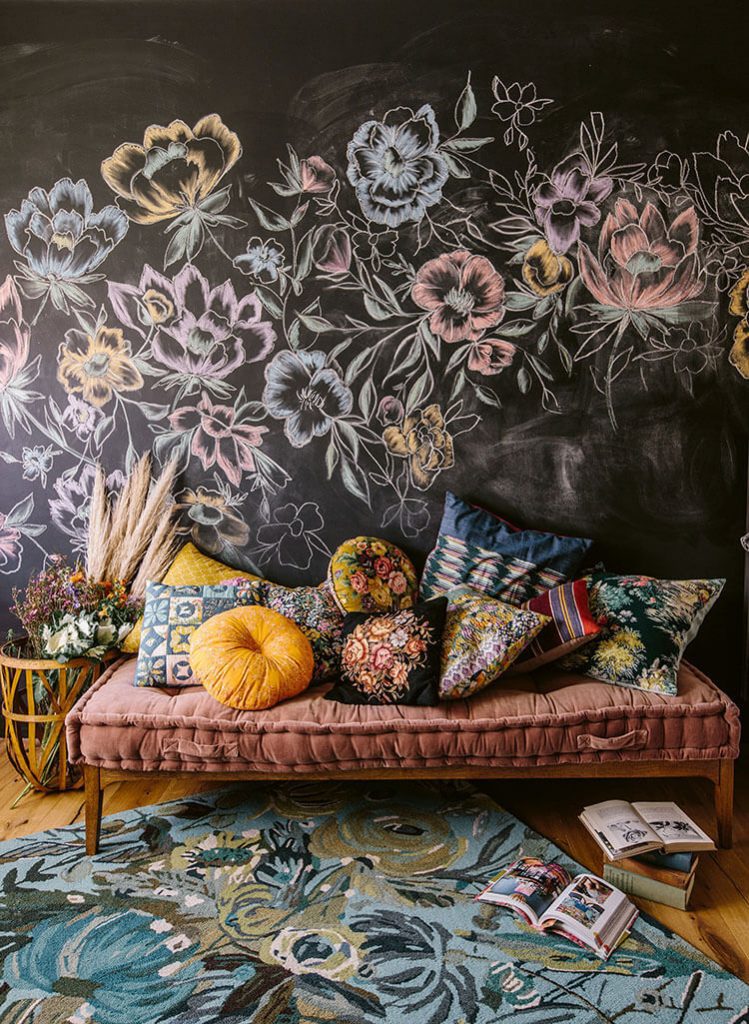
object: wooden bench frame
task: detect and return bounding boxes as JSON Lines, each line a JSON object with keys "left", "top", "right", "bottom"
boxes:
{"left": 82, "top": 756, "right": 734, "bottom": 856}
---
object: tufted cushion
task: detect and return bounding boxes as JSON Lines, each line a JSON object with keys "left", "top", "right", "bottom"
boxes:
{"left": 122, "top": 542, "right": 261, "bottom": 653}
{"left": 189, "top": 606, "right": 314, "bottom": 711}
{"left": 67, "top": 658, "right": 741, "bottom": 773}
{"left": 327, "top": 536, "right": 418, "bottom": 613}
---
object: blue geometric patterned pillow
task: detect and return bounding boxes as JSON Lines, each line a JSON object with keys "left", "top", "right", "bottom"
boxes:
{"left": 420, "top": 492, "right": 593, "bottom": 605}
{"left": 134, "top": 579, "right": 262, "bottom": 688}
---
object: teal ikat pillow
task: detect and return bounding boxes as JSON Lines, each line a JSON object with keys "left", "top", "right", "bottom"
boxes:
{"left": 558, "top": 572, "right": 724, "bottom": 695}
{"left": 135, "top": 579, "right": 262, "bottom": 688}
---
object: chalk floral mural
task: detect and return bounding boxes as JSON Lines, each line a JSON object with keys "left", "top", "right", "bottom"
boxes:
{"left": 0, "top": 74, "right": 745, "bottom": 589}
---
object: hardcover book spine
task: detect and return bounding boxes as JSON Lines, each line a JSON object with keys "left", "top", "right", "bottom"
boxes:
{"left": 602, "top": 865, "right": 691, "bottom": 910}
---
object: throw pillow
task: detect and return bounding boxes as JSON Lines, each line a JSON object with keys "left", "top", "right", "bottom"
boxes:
{"left": 134, "top": 579, "right": 261, "bottom": 687}
{"left": 506, "top": 578, "right": 601, "bottom": 674}
{"left": 189, "top": 606, "right": 314, "bottom": 711}
{"left": 420, "top": 492, "right": 593, "bottom": 605}
{"left": 559, "top": 572, "right": 725, "bottom": 694}
{"left": 255, "top": 580, "right": 345, "bottom": 683}
{"left": 326, "top": 597, "right": 447, "bottom": 706}
{"left": 439, "top": 586, "right": 550, "bottom": 700}
{"left": 327, "top": 536, "right": 418, "bottom": 613}
{"left": 121, "top": 542, "right": 261, "bottom": 653}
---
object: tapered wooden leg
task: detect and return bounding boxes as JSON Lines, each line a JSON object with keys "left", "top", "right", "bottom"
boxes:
{"left": 84, "top": 764, "right": 103, "bottom": 855}
{"left": 715, "top": 759, "right": 734, "bottom": 850}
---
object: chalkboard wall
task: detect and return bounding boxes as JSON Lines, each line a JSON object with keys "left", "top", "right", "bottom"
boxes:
{"left": 0, "top": 0, "right": 747, "bottom": 693}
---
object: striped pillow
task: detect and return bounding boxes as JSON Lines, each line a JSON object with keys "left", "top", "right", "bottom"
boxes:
{"left": 506, "top": 578, "right": 600, "bottom": 673}
{"left": 420, "top": 492, "right": 593, "bottom": 605}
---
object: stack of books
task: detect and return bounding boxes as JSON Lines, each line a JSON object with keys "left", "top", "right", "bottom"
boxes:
{"left": 579, "top": 799, "right": 715, "bottom": 910}
{"left": 601, "top": 850, "right": 699, "bottom": 909}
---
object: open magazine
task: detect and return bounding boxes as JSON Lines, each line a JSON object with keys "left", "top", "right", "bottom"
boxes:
{"left": 579, "top": 800, "right": 715, "bottom": 861}
{"left": 476, "top": 857, "right": 638, "bottom": 960}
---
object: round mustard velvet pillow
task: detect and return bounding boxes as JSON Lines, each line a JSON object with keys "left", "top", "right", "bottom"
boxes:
{"left": 189, "top": 606, "right": 314, "bottom": 711}
{"left": 327, "top": 536, "right": 418, "bottom": 613}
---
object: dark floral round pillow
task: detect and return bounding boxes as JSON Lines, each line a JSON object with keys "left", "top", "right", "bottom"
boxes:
{"left": 327, "top": 536, "right": 418, "bottom": 614}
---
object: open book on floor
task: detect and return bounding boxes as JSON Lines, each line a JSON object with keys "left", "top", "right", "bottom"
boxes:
{"left": 579, "top": 800, "right": 715, "bottom": 862}
{"left": 476, "top": 856, "right": 638, "bottom": 960}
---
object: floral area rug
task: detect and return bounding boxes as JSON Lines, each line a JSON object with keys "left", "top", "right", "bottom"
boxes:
{"left": 1, "top": 782, "right": 747, "bottom": 1024}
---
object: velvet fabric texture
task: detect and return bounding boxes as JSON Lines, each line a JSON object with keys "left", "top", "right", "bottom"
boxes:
{"left": 420, "top": 492, "right": 593, "bottom": 604}
{"left": 67, "top": 657, "right": 741, "bottom": 773}
{"left": 223, "top": 577, "right": 345, "bottom": 682}
{"left": 189, "top": 605, "right": 314, "bottom": 711}
{"left": 326, "top": 597, "right": 447, "bottom": 706}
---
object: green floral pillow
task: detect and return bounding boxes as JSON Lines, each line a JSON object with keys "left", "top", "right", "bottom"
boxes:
{"left": 559, "top": 572, "right": 724, "bottom": 694}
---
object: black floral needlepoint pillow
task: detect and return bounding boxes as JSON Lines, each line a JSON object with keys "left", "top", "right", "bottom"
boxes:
{"left": 325, "top": 597, "right": 447, "bottom": 706}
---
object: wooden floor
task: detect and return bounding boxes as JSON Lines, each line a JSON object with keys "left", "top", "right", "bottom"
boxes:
{"left": 2, "top": 751, "right": 748, "bottom": 983}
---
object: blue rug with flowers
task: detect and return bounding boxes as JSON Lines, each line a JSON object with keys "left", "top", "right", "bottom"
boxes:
{"left": 1, "top": 782, "right": 747, "bottom": 1024}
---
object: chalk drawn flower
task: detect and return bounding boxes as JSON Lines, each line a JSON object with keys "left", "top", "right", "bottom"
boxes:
{"left": 522, "top": 239, "right": 574, "bottom": 296}
{"left": 233, "top": 237, "right": 286, "bottom": 283}
{"left": 578, "top": 200, "right": 704, "bottom": 311}
{"left": 0, "top": 275, "right": 40, "bottom": 438}
{"left": 107, "top": 264, "right": 179, "bottom": 336}
{"left": 352, "top": 227, "right": 398, "bottom": 271}
{"left": 169, "top": 392, "right": 267, "bottom": 486}
{"left": 491, "top": 78, "right": 553, "bottom": 149}
{"left": 60, "top": 395, "right": 103, "bottom": 440}
{"left": 467, "top": 338, "right": 517, "bottom": 375}
{"left": 21, "top": 444, "right": 59, "bottom": 486}
{"left": 314, "top": 225, "right": 352, "bottom": 275}
{"left": 263, "top": 349, "right": 353, "bottom": 448}
{"left": 255, "top": 501, "right": 325, "bottom": 570}
{"left": 101, "top": 114, "right": 241, "bottom": 224}
{"left": 346, "top": 104, "right": 449, "bottom": 227}
{"left": 729, "top": 266, "right": 749, "bottom": 377}
{"left": 175, "top": 483, "right": 250, "bottom": 555}
{"left": 533, "top": 153, "right": 613, "bottom": 254}
{"left": 412, "top": 250, "right": 505, "bottom": 342}
{"left": 150, "top": 264, "right": 275, "bottom": 385}
{"left": 0, "top": 514, "right": 23, "bottom": 574}
{"left": 383, "top": 403, "right": 455, "bottom": 491}
{"left": 5, "top": 177, "right": 128, "bottom": 311}
{"left": 299, "top": 155, "right": 336, "bottom": 194}
{"left": 57, "top": 326, "right": 143, "bottom": 407}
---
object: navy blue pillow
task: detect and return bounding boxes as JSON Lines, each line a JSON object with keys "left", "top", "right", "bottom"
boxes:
{"left": 420, "top": 492, "right": 592, "bottom": 605}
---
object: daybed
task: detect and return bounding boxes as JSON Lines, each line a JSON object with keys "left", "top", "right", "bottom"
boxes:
{"left": 67, "top": 656, "right": 740, "bottom": 855}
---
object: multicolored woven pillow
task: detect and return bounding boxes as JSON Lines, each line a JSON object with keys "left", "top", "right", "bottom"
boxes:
{"left": 328, "top": 536, "right": 418, "bottom": 613}
{"left": 134, "top": 579, "right": 261, "bottom": 688}
{"left": 439, "top": 586, "right": 549, "bottom": 700}
{"left": 121, "top": 542, "right": 260, "bottom": 653}
{"left": 420, "top": 492, "right": 593, "bottom": 605}
{"left": 258, "top": 580, "right": 345, "bottom": 683}
{"left": 506, "top": 578, "right": 601, "bottom": 674}
{"left": 326, "top": 597, "right": 447, "bottom": 706}
{"left": 559, "top": 572, "right": 725, "bottom": 694}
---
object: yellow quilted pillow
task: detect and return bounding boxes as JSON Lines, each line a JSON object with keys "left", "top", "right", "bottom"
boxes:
{"left": 189, "top": 606, "right": 314, "bottom": 710}
{"left": 121, "top": 542, "right": 261, "bottom": 653}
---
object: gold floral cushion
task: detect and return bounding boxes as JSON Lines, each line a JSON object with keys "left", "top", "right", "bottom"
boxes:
{"left": 327, "top": 536, "right": 418, "bottom": 614}
{"left": 121, "top": 542, "right": 260, "bottom": 654}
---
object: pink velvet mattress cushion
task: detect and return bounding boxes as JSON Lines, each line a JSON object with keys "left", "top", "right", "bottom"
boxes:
{"left": 66, "top": 657, "right": 741, "bottom": 773}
